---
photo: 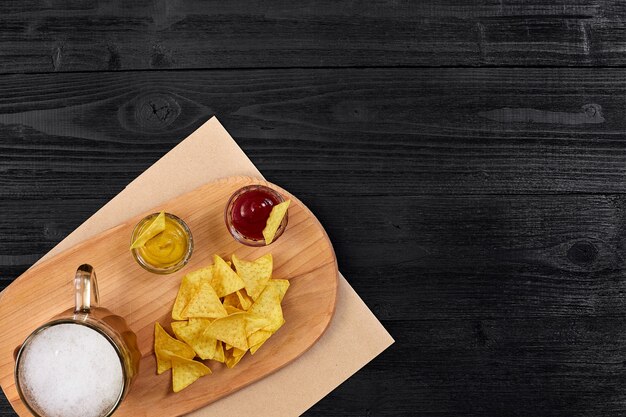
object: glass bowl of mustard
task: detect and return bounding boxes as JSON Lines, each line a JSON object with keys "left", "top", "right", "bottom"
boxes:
{"left": 130, "top": 212, "right": 193, "bottom": 274}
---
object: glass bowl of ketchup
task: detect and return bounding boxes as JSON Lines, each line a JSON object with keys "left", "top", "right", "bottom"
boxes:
{"left": 225, "top": 185, "right": 288, "bottom": 246}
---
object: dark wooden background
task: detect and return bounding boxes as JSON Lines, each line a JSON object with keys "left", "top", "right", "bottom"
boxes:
{"left": 3, "top": 1, "right": 626, "bottom": 416}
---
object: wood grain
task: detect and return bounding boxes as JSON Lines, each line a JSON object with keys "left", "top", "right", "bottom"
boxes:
{"left": 1, "top": 68, "right": 626, "bottom": 199}
{"left": 5, "top": 193, "right": 626, "bottom": 321}
{"left": 0, "top": 176, "right": 338, "bottom": 417}
{"left": 310, "top": 318, "right": 626, "bottom": 417}
{"left": 2, "top": 1, "right": 626, "bottom": 71}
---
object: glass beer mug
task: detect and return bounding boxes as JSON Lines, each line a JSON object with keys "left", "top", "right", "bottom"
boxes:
{"left": 14, "top": 264, "right": 141, "bottom": 417}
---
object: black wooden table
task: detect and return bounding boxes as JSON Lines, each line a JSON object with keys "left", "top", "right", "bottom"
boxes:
{"left": 2, "top": 2, "right": 626, "bottom": 416}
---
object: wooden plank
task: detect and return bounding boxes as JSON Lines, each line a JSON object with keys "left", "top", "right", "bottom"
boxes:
{"left": 2, "top": 193, "right": 626, "bottom": 320}
{"left": 307, "top": 318, "right": 626, "bottom": 416}
{"left": 1, "top": 68, "right": 626, "bottom": 197}
{"left": 1, "top": 1, "right": 626, "bottom": 72}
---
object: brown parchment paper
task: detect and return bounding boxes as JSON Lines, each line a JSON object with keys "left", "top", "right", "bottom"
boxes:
{"left": 35, "top": 117, "right": 394, "bottom": 416}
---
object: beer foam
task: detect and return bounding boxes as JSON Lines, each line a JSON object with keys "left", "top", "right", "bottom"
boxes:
{"left": 18, "top": 323, "right": 124, "bottom": 417}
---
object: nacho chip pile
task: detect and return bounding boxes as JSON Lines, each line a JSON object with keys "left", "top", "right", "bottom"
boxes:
{"left": 154, "top": 253, "right": 289, "bottom": 392}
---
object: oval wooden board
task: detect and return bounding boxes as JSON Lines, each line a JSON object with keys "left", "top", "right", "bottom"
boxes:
{"left": 0, "top": 176, "right": 338, "bottom": 417}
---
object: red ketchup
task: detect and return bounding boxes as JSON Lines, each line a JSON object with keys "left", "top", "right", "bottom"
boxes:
{"left": 231, "top": 189, "right": 280, "bottom": 240}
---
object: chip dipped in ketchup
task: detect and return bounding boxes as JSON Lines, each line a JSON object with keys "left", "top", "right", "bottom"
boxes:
{"left": 225, "top": 185, "right": 287, "bottom": 246}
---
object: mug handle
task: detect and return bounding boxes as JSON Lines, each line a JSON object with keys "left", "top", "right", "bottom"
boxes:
{"left": 74, "top": 264, "right": 99, "bottom": 313}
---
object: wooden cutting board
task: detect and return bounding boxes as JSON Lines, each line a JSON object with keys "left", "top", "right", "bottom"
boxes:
{"left": 0, "top": 176, "right": 338, "bottom": 417}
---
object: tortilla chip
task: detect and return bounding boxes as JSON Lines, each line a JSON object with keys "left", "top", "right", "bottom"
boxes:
{"left": 249, "top": 330, "right": 273, "bottom": 355}
{"left": 172, "top": 267, "right": 212, "bottom": 320}
{"left": 248, "top": 283, "right": 285, "bottom": 333}
{"left": 222, "top": 292, "right": 239, "bottom": 308}
{"left": 267, "top": 279, "right": 290, "bottom": 303}
{"left": 224, "top": 305, "right": 245, "bottom": 315}
{"left": 182, "top": 282, "right": 228, "bottom": 319}
{"left": 154, "top": 322, "right": 195, "bottom": 374}
{"left": 171, "top": 318, "right": 216, "bottom": 360}
{"left": 245, "top": 313, "right": 272, "bottom": 336}
{"left": 263, "top": 200, "right": 290, "bottom": 244}
{"left": 225, "top": 348, "right": 247, "bottom": 368}
{"left": 130, "top": 211, "right": 165, "bottom": 249}
{"left": 236, "top": 289, "right": 254, "bottom": 310}
{"left": 170, "top": 320, "right": 188, "bottom": 335}
{"left": 203, "top": 312, "right": 249, "bottom": 351}
{"left": 212, "top": 340, "right": 225, "bottom": 363}
{"left": 171, "top": 355, "right": 211, "bottom": 393}
{"left": 211, "top": 254, "right": 245, "bottom": 297}
{"left": 232, "top": 254, "right": 273, "bottom": 300}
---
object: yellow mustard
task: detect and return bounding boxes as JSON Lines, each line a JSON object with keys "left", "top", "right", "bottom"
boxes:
{"left": 136, "top": 217, "right": 188, "bottom": 268}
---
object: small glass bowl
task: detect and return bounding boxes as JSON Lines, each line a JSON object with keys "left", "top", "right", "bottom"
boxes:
{"left": 225, "top": 185, "right": 288, "bottom": 247}
{"left": 130, "top": 212, "right": 193, "bottom": 274}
